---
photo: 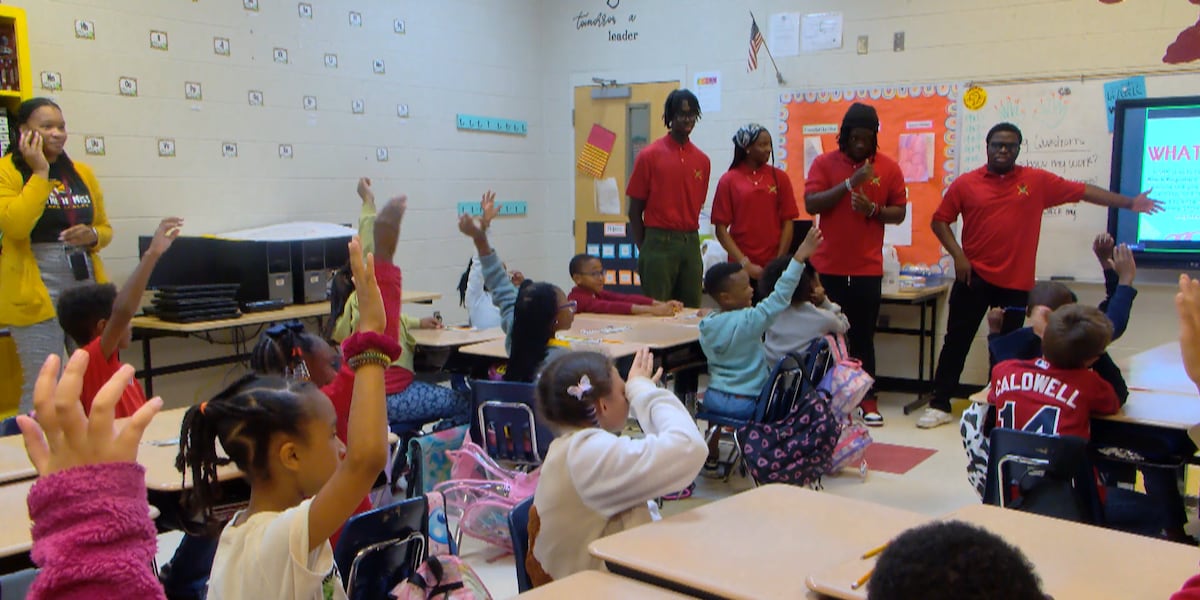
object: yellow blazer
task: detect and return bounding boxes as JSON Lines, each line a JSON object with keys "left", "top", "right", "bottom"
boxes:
{"left": 0, "top": 155, "right": 112, "bottom": 327}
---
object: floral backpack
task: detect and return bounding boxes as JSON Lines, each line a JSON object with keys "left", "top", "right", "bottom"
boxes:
{"left": 433, "top": 441, "right": 539, "bottom": 551}
{"left": 389, "top": 555, "right": 492, "bottom": 600}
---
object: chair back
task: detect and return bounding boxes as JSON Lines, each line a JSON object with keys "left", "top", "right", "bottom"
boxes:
{"left": 983, "top": 428, "right": 1103, "bottom": 524}
{"left": 507, "top": 496, "right": 535, "bottom": 593}
{"left": 333, "top": 495, "right": 430, "bottom": 600}
{"left": 469, "top": 380, "right": 553, "bottom": 466}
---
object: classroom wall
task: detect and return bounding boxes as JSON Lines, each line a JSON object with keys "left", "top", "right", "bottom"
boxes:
{"left": 7, "top": 0, "right": 549, "bottom": 403}
{"left": 541, "top": 0, "right": 1200, "bottom": 387}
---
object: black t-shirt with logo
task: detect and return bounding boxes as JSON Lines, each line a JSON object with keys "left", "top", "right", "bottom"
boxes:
{"left": 28, "top": 161, "right": 93, "bottom": 244}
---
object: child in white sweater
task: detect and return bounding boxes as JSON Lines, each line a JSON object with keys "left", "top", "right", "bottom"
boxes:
{"left": 526, "top": 348, "right": 707, "bottom": 586}
{"left": 761, "top": 257, "right": 850, "bottom": 365}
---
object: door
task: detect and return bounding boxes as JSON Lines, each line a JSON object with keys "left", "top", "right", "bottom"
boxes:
{"left": 572, "top": 81, "right": 679, "bottom": 253}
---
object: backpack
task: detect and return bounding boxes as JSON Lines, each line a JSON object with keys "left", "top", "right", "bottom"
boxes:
{"left": 434, "top": 441, "right": 539, "bottom": 551}
{"left": 738, "top": 354, "right": 841, "bottom": 488}
{"left": 425, "top": 491, "right": 457, "bottom": 557}
{"left": 829, "top": 422, "right": 871, "bottom": 478}
{"left": 389, "top": 555, "right": 492, "bottom": 600}
{"left": 817, "top": 334, "right": 873, "bottom": 420}
{"left": 407, "top": 424, "right": 471, "bottom": 498}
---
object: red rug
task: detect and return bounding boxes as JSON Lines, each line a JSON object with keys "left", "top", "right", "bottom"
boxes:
{"left": 863, "top": 442, "right": 938, "bottom": 475}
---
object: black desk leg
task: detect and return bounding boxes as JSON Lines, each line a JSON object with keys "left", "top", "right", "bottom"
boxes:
{"left": 928, "top": 298, "right": 938, "bottom": 382}
{"left": 143, "top": 336, "right": 154, "bottom": 397}
{"left": 917, "top": 300, "right": 927, "bottom": 386}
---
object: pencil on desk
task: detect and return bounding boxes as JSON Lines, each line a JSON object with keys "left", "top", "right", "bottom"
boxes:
{"left": 860, "top": 542, "right": 888, "bottom": 559}
{"left": 851, "top": 568, "right": 873, "bottom": 590}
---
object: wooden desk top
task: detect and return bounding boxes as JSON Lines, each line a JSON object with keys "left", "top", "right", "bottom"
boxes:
{"left": 580, "top": 308, "right": 706, "bottom": 327}
{"left": 131, "top": 291, "right": 442, "bottom": 334}
{"left": 0, "top": 478, "right": 161, "bottom": 559}
{"left": 951, "top": 504, "right": 1198, "bottom": 599}
{"left": 1123, "top": 342, "right": 1198, "bottom": 396}
{"left": 589, "top": 484, "right": 927, "bottom": 600}
{"left": 457, "top": 337, "right": 644, "bottom": 361}
{"left": 881, "top": 283, "right": 950, "bottom": 303}
{"left": 970, "top": 386, "right": 1200, "bottom": 431}
{"left": 516, "top": 570, "right": 692, "bottom": 599}
{"left": 569, "top": 315, "right": 699, "bottom": 349}
{"left": 0, "top": 434, "right": 36, "bottom": 484}
{"left": 410, "top": 327, "right": 504, "bottom": 349}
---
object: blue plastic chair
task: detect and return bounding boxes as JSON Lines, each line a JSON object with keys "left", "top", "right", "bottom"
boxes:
{"left": 983, "top": 429, "right": 1104, "bottom": 524}
{"left": 469, "top": 380, "right": 554, "bottom": 467}
{"left": 333, "top": 495, "right": 429, "bottom": 600}
{"left": 507, "top": 496, "right": 535, "bottom": 593}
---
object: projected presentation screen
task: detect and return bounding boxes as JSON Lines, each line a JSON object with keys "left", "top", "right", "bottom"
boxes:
{"left": 1110, "top": 96, "right": 1200, "bottom": 269}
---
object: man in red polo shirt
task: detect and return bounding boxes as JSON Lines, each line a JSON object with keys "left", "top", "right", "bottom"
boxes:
{"left": 804, "top": 103, "right": 907, "bottom": 426}
{"left": 627, "top": 89, "right": 711, "bottom": 308}
{"left": 919, "top": 121, "right": 1163, "bottom": 429}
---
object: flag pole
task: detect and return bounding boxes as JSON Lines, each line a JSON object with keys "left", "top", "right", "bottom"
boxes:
{"left": 749, "top": 10, "right": 785, "bottom": 85}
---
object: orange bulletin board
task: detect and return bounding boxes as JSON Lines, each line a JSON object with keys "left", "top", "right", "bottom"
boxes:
{"left": 778, "top": 85, "right": 961, "bottom": 266}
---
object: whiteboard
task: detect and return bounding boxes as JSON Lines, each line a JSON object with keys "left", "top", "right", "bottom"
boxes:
{"left": 955, "top": 73, "right": 1200, "bottom": 282}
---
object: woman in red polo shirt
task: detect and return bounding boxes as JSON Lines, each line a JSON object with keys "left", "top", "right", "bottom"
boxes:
{"left": 804, "top": 103, "right": 908, "bottom": 426}
{"left": 712, "top": 123, "right": 800, "bottom": 303}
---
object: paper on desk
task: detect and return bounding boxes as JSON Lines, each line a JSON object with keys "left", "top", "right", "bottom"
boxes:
{"left": 884, "top": 202, "right": 913, "bottom": 246}
{"left": 595, "top": 177, "right": 622, "bottom": 215}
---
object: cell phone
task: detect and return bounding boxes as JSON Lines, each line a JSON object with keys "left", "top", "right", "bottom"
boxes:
{"left": 67, "top": 251, "right": 89, "bottom": 281}
{"left": 433, "top": 311, "right": 443, "bottom": 325}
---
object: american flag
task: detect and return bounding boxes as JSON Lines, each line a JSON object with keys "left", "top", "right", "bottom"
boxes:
{"left": 747, "top": 19, "right": 764, "bottom": 71}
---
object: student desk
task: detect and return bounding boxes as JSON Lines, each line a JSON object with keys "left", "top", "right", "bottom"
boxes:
{"left": 588, "top": 484, "right": 927, "bottom": 600}
{"left": 969, "top": 387, "right": 1200, "bottom": 430}
{"left": 410, "top": 326, "right": 504, "bottom": 349}
{"left": 569, "top": 315, "right": 700, "bottom": 349}
{"left": 1123, "top": 342, "right": 1197, "bottom": 396}
{"left": 807, "top": 503, "right": 1200, "bottom": 599}
{"left": 874, "top": 283, "right": 949, "bottom": 412}
{"left": 131, "top": 291, "right": 441, "bottom": 396}
{"left": 456, "top": 337, "right": 644, "bottom": 361}
{"left": 516, "top": 570, "right": 693, "bottom": 599}
{"left": 0, "top": 434, "right": 35, "bottom": 484}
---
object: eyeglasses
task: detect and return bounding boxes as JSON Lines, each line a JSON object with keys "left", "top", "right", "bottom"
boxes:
{"left": 558, "top": 300, "right": 578, "bottom": 313}
{"left": 674, "top": 112, "right": 700, "bottom": 122}
{"left": 988, "top": 141, "right": 1020, "bottom": 152}
{"left": 581, "top": 270, "right": 605, "bottom": 278}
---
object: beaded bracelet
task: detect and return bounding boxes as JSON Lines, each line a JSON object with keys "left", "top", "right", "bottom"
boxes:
{"left": 348, "top": 350, "right": 392, "bottom": 371}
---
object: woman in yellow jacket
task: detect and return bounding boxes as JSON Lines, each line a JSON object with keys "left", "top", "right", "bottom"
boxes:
{"left": 0, "top": 98, "right": 112, "bottom": 413}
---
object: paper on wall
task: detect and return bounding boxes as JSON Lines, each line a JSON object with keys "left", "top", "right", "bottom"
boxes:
{"left": 803, "top": 136, "right": 824, "bottom": 176}
{"left": 884, "top": 202, "right": 913, "bottom": 247}
{"left": 768, "top": 13, "right": 800, "bottom": 57}
{"left": 692, "top": 70, "right": 721, "bottom": 113}
{"left": 595, "top": 177, "right": 622, "bottom": 215}
{"left": 801, "top": 12, "right": 843, "bottom": 52}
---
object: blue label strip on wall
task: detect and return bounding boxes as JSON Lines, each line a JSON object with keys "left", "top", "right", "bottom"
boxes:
{"left": 457, "top": 201, "right": 527, "bottom": 216}
{"left": 456, "top": 114, "right": 528, "bottom": 136}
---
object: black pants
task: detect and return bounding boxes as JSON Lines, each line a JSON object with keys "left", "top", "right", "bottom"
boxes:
{"left": 931, "top": 277, "right": 1028, "bottom": 411}
{"left": 822, "top": 275, "right": 882, "bottom": 383}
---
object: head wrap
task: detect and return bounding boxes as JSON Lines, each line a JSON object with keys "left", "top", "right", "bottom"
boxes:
{"left": 732, "top": 123, "right": 768, "bottom": 150}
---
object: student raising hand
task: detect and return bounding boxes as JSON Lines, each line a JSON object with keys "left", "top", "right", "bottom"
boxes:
{"left": 1176, "top": 274, "right": 1200, "bottom": 391}
{"left": 349, "top": 236, "right": 385, "bottom": 337}
{"left": 18, "top": 352, "right": 162, "bottom": 476}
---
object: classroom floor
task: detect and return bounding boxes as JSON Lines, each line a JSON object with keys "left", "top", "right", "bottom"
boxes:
{"left": 147, "top": 391, "right": 1193, "bottom": 600}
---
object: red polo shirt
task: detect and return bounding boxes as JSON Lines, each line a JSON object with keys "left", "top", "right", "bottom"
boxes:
{"left": 711, "top": 164, "right": 800, "bottom": 266}
{"left": 804, "top": 151, "right": 907, "bottom": 276}
{"left": 933, "top": 165, "right": 1084, "bottom": 291}
{"left": 627, "top": 134, "right": 711, "bottom": 231}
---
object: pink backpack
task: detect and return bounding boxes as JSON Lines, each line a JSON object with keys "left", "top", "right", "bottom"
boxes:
{"left": 433, "top": 441, "right": 538, "bottom": 551}
{"left": 817, "top": 335, "right": 873, "bottom": 477}
{"left": 389, "top": 555, "right": 492, "bottom": 599}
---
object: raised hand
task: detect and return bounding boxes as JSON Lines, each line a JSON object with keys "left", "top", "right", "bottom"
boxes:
{"left": 986, "top": 307, "right": 1004, "bottom": 334}
{"left": 793, "top": 226, "right": 824, "bottom": 262}
{"left": 1112, "top": 243, "right": 1136, "bottom": 286}
{"left": 349, "top": 236, "right": 384, "bottom": 335}
{"left": 626, "top": 347, "right": 662, "bottom": 384}
{"left": 356, "top": 177, "right": 375, "bottom": 207}
{"left": 1093, "top": 233, "right": 1115, "bottom": 268}
{"left": 17, "top": 352, "right": 162, "bottom": 476}
{"left": 1176, "top": 274, "right": 1200, "bottom": 390}
{"left": 480, "top": 190, "right": 499, "bottom": 230}
{"left": 147, "top": 217, "right": 184, "bottom": 256}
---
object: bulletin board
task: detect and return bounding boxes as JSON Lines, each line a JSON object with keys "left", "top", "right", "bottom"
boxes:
{"left": 777, "top": 84, "right": 961, "bottom": 266}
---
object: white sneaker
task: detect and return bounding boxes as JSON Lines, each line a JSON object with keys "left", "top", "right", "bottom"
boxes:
{"left": 916, "top": 407, "right": 953, "bottom": 429}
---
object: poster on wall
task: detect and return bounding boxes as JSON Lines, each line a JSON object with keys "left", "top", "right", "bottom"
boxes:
{"left": 778, "top": 84, "right": 961, "bottom": 266}
{"left": 692, "top": 71, "right": 721, "bottom": 113}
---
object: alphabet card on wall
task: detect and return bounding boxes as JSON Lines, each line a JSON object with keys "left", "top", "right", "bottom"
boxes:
{"left": 185, "top": 81, "right": 202, "bottom": 100}
{"left": 221, "top": 142, "right": 238, "bottom": 158}
{"left": 273, "top": 47, "right": 289, "bottom": 64}
{"left": 149, "top": 30, "right": 167, "bottom": 51}
{"left": 298, "top": 3, "right": 313, "bottom": 19}
{"left": 456, "top": 114, "right": 528, "bottom": 136}
{"left": 84, "top": 136, "right": 105, "bottom": 156}
{"left": 278, "top": 144, "right": 293, "bottom": 159}
{"left": 40, "top": 71, "right": 61, "bottom": 91}
{"left": 158, "top": 139, "right": 175, "bottom": 157}
{"left": 214, "top": 37, "right": 230, "bottom": 56}
{"left": 74, "top": 20, "right": 94, "bottom": 40}
{"left": 303, "top": 95, "right": 318, "bottom": 110}
{"left": 118, "top": 76, "right": 137, "bottom": 96}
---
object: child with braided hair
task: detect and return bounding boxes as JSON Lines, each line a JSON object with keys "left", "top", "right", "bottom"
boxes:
{"left": 523, "top": 348, "right": 707, "bottom": 587}
{"left": 176, "top": 236, "right": 396, "bottom": 599}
